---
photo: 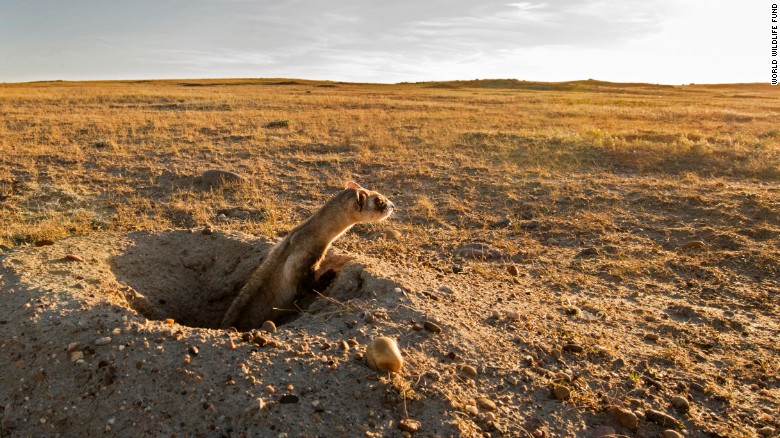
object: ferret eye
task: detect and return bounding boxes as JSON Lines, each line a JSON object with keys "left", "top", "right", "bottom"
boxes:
{"left": 376, "top": 199, "right": 386, "bottom": 209}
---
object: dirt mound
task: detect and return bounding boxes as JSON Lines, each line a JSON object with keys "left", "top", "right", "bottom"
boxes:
{"left": 0, "top": 231, "right": 466, "bottom": 436}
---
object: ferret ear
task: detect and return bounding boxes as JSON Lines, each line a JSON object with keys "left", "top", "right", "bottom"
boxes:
{"left": 346, "top": 181, "right": 362, "bottom": 190}
{"left": 356, "top": 190, "right": 367, "bottom": 211}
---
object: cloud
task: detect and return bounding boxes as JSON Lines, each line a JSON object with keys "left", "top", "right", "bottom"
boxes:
{"left": 0, "top": 0, "right": 762, "bottom": 83}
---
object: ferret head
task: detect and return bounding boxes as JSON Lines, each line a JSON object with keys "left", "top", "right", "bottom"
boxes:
{"left": 345, "top": 181, "right": 394, "bottom": 223}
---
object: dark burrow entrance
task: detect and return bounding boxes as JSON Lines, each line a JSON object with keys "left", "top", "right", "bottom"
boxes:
{"left": 111, "top": 230, "right": 351, "bottom": 330}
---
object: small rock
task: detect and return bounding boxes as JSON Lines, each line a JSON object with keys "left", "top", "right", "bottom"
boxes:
{"left": 552, "top": 385, "right": 571, "bottom": 400}
{"left": 491, "top": 217, "right": 512, "bottom": 228}
{"left": 593, "top": 426, "right": 616, "bottom": 437}
{"left": 372, "top": 229, "right": 402, "bottom": 241}
{"left": 34, "top": 239, "right": 55, "bottom": 247}
{"left": 94, "top": 337, "right": 112, "bottom": 346}
{"left": 261, "top": 320, "right": 277, "bottom": 333}
{"left": 564, "top": 307, "right": 580, "bottom": 316}
{"left": 476, "top": 397, "right": 496, "bottom": 411}
{"left": 461, "top": 365, "right": 478, "bottom": 378}
{"left": 201, "top": 227, "right": 214, "bottom": 235}
{"left": 465, "top": 405, "right": 479, "bottom": 416}
{"left": 366, "top": 337, "right": 403, "bottom": 372}
{"left": 681, "top": 240, "right": 706, "bottom": 251}
{"left": 505, "top": 311, "right": 521, "bottom": 320}
{"left": 70, "top": 351, "right": 84, "bottom": 362}
{"left": 644, "top": 333, "right": 660, "bottom": 342}
{"left": 645, "top": 409, "right": 678, "bottom": 426}
{"left": 67, "top": 342, "right": 80, "bottom": 352}
{"left": 364, "top": 313, "right": 375, "bottom": 323}
{"left": 452, "top": 265, "right": 466, "bottom": 274}
{"left": 662, "top": 430, "right": 683, "bottom": 438}
{"left": 615, "top": 408, "right": 638, "bottom": 431}
{"left": 455, "top": 243, "right": 507, "bottom": 261}
{"left": 670, "top": 396, "right": 689, "bottom": 413}
{"left": 490, "top": 310, "right": 501, "bottom": 319}
{"left": 279, "top": 394, "right": 299, "bottom": 404}
{"left": 506, "top": 264, "right": 520, "bottom": 276}
{"left": 423, "top": 321, "right": 442, "bottom": 333}
{"left": 562, "top": 343, "right": 584, "bottom": 353}
{"left": 201, "top": 169, "right": 247, "bottom": 187}
{"left": 64, "top": 254, "right": 85, "bottom": 262}
{"left": 757, "top": 427, "right": 776, "bottom": 437}
{"left": 398, "top": 418, "right": 421, "bottom": 433}
{"left": 574, "top": 247, "right": 600, "bottom": 258}
{"left": 228, "top": 340, "right": 236, "bottom": 350}
{"left": 188, "top": 345, "right": 199, "bottom": 356}
{"left": 265, "top": 385, "right": 275, "bottom": 394}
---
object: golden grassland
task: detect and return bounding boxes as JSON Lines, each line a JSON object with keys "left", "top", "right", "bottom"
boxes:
{"left": 1, "top": 78, "right": 779, "bottom": 435}
{"left": 1, "top": 78, "right": 777, "bottom": 246}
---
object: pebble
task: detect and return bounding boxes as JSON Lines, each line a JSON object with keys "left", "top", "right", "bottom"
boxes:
{"left": 423, "top": 321, "right": 442, "bottom": 333}
{"left": 490, "top": 310, "right": 501, "bottom": 319}
{"left": 201, "top": 169, "right": 247, "bottom": 187}
{"left": 461, "top": 365, "right": 478, "bottom": 378}
{"left": 505, "top": 311, "right": 521, "bottom": 320}
{"left": 70, "top": 351, "right": 84, "bottom": 362}
{"left": 375, "top": 229, "right": 402, "bottom": 241}
{"left": 265, "top": 385, "right": 275, "bottom": 394}
{"left": 506, "top": 264, "right": 520, "bottom": 276}
{"left": 644, "top": 333, "right": 660, "bottom": 342}
{"left": 466, "top": 405, "right": 479, "bottom": 416}
{"left": 574, "top": 247, "right": 600, "bottom": 258}
{"left": 398, "top": 418, "right": 421, "bottom": 433}
{"left": 645, "top": 409, "right": 678, "bottom": 426}
{"left": 94, "top": 337, "right": 112, "bottom": 346}
{"left": 201, "top": 227, "right": 214, "bottom": 235}
{"left": 758, "top": 427, "right": 776, "bottom": 437}
{"left": 188, "top": 345, "right": 199, "bottom": 356}
{"left": 228, "top": 340, "right": 236, "bottom": 350}
{"left": 552, "top": 385, "right": 571, "bottom": 400}
{"left": 476, "top": 397, "right": 496, "bottom": 411}
{"left": 455, "top": 243, "right": 507, "bottom": 261}
{"left": 670, "top": 396, "right": 690, "bottom": 413}
{"left": 279, "top": 394, "right": 299, "bottom": 404}
{"left": 366, "top": 337, "right": 403, "bottom": 372}
{"left": 261, "top": 321, "right": 277, "bottom": 333}
{"left": 491, "top": 217, "right": 512, "bottom": 228}
{"left": 615, "top": 408, "right": 638, "bottom": 431}
{"left": 562, "top": 343, "right": 584, "bottom": 353}
{"left": 593, "top": 426, "right": 616, "bottom": 437}
{"left": 34, "top": 239, "right": 55, "bottom": 247}
{"left": 64, "top": 254, "right": 85, "bottom": 262}
{"left": 662, "top": 430, "right": 683, "bottom": 438}
{"left": 681, "top": 240, "right": 706, "bottom": 251}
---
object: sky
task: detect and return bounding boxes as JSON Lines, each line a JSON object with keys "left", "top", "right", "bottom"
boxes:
{"left": 0, "top": 0, "right": 769, "bottom": 84}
